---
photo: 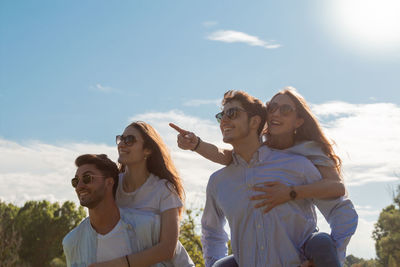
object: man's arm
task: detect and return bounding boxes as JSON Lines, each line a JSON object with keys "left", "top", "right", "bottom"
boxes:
{"left": 201, "top": 177, "right": 229, "bottom": 267}
{"left": 303, "top": 161, "right": 358, "bottom": 266}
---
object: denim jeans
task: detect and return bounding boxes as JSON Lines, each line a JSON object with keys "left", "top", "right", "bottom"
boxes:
{"left": 212, "top": 255, "right": 238, "bottom": 267}
{"left": 304, "top": 232, "right": 341, "bottom": 267}
{"left": 212, "top": 232, "right": 340, "bottom": 267}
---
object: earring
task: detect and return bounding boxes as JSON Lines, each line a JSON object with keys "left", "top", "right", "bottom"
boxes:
{"left": 294, "top": 129, "right": 297, "bottom": 135}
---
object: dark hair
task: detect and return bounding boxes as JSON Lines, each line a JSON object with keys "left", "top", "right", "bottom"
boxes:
{"left": 222, "top": 90, "right": 267, "bottom": 135}
{"left": 119, "top": 121, "right": 185, "bottom": 215}
{"left": 75, "top": 154, "right": 119, "bottom": 198}
{"left": 265, "top": 87, "right": 342, "bottom": 173}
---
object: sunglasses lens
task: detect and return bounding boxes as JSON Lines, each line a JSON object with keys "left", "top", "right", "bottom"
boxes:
{"left": 226, "top": 108, "right": 237, "bottom": 119}
{"left": 71, "top": 178, "right": 78, "bottom": 188}
{"left": 267, "top": 103, "right": 279, "bottom": 113}
{"left": 280, "top": 105, "right": 293, "bottom": 116}
{"left": 116, "top": 135, "right": 122, "bottom": 145}
{"left": 215, "top": 112, "right": 223, "bottom": 123}
{"left": 125, "top": 135, "right": 135, "bottom": 146}
{"left": 82, "top": 174, "right": 92, "bottom": 184}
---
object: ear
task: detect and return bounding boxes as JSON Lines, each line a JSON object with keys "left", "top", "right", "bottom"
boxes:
{"left": 249, "top": 115, "right": 262, "bottom": 131}
{"left": 105, "top": 177, "right": 114, "bottom": 188}
{"left": 295, "top": 117, "right": 304, "bottom": 129}
{"left": 144, "top": 148, "right": 152, "bottom": 158}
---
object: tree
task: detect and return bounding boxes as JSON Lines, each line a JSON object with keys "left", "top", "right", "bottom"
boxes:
{"left": 179, "top": 208, "right": 205, "bottom": 267}
{"left": 0, "top": 201, "right": 24, "bottom": 266}
{"left": 14, "top": 200, "right": 86, "bottom": 267}
{"left": 372, "top": 185, "right": 400, "bottom": 267}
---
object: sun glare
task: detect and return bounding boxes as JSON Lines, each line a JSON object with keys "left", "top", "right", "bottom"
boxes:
{"left": 323, "top": 0, "right": 400, "bottom": 55}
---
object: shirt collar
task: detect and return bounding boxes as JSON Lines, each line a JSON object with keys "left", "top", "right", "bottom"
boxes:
{"left": 232, "top": 145, "right": 272, "bottom": 166}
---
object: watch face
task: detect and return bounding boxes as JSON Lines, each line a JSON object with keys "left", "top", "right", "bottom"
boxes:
{"left": 290, "top": 190, "right": 297, "bottom": 200}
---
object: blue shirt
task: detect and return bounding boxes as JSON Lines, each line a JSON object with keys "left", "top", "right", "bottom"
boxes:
{"left": 201, "top": 145, "right": 358, "bottom": 267}
{"left": 63, "top": 208, "right": 169, "bottom": 267}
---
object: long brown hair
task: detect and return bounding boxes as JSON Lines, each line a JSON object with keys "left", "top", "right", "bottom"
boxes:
{"left": 265, "top": 87, "right": 342, "bottom": 173}
{"left": 119, "top": 121, "right": 185, "bottom": 214}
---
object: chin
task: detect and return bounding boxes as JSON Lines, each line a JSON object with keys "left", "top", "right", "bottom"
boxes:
{"left": 222, "top": 136, "right": 233, "bottom": 144}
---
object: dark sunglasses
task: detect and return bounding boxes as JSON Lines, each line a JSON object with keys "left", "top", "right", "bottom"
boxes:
{"left": 267, "top": 102, "right": 296, "bottom": 116}
{"left": 71, "top": 174, "right": 105, "bottom": 188}
{"left": 116, "top": 135, "right": 137, "bottom": 146}
{"left": 215, "top": 107, "right": 249, "bottom": 123}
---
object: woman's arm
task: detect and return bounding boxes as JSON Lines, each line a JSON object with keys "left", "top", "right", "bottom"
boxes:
{"left": 90, "top": 208, "right": 180, "bottom": 267}
{"left": 251, "top": 165, "right": 346, "bottom": 213}
{"left": 169, "top": 123, "right": 232, "bottom": 165}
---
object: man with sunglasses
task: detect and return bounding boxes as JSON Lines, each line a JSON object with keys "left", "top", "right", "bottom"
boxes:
{"left": 62, "top": 154, "right": 164, "bottom": 267}
{"left": 197, "top": 90, "right": 356, "bottom": 267}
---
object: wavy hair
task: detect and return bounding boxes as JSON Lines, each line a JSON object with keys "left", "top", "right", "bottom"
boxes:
{"left": 265, "top": 87, "right": 342, "bottom": 173}
{"left": 119, "top": 121, "right": 185, "bottom": 214}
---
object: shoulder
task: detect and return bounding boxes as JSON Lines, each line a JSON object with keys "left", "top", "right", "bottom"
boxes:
{"left": 207, "top": 165, "right": 232, "bottom": 191}
{"left": 62, "top": 217, "right": 90, "bottom": 247}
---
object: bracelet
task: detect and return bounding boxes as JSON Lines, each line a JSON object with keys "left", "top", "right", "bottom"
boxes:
{"left": 126, "top": 255, "right": 131, "bottom": 267}
{"left": 191, "top": 137, "right": 201, "bottom": 151}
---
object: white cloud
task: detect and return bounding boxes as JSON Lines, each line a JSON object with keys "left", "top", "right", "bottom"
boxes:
{"left": 90, "top": 83, "right": 118, "bottom": 93}
{"left": 183, "top": 99, "right": 220, "bottom": 107}
{"left": 207, "top": 30, "right": 281, "bottom": 49}
{"left": 317, "top": 211, "right": 376, "bottom": 259}
{"left": 311, "top": 101, "right": 400, "bottom": 186}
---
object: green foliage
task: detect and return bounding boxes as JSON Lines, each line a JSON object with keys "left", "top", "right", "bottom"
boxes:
{"left": 0, "top": 200, "right": 86, "bottom": 267}
{"left": 344, "top": 255, "right": 379, "bottom": 267}
{"left": 179, "top": 208, "right": 205, "bottom": 267}
{"left": 372, "top": 185, "right": 400, "bottom": 267}
{"left": 179, "top": 208, "right": 232, "bottom": 267}
{"left": 0, "top": 201, "right": 24, "bottom": 266}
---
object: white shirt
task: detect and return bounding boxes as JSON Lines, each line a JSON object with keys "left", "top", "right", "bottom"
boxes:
{"left": 116, "top": 173, "right": 194, "bottom": 267}
{"left": 96, "top": 219, "right": 131, "bottom": 262}
{"left": 116, "top": 173, "right": 183, "bottom": 213}
{"left": 201, "top": 145, "right": 358, "bottom": 267}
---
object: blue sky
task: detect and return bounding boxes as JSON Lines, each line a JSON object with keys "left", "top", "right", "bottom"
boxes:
{"left": 1, "top": 0, "right": 400, "bottom": 259}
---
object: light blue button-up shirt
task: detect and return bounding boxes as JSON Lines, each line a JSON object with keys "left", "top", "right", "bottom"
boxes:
{"left": 201, "top": 145, "right": 358, "bottom": 267}
{"left": 63, "top": 208, "right": 173, "bottom": 267}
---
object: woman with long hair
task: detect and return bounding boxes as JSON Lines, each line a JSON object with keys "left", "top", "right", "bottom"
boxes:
{"left": 170, "top": 87, "right": 350, "bottom": 267}
{"left": 93, "top": 121, "right": 193, "bottom": 267}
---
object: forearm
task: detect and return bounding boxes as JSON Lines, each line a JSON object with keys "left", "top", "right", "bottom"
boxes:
{"left": 127, "top": 241, "right": 175, "bottom": 267}
{"left": 195, "top": 140, "right": 232, "bottom": 166}
{"left": 294, "top": 179, "right": 345, "bottom": 200}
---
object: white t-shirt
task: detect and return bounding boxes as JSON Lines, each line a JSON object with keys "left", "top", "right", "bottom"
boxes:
{"left": 116, "top": 173, "right": 194, "bottom": 267}
{"left": 116, "top": 173, "right": 183, "bottom": 213}
{"left": 96, "top": 219, "right": 131, "bottom": 262}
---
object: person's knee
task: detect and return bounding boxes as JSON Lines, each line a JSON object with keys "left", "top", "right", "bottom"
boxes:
{"left": 306, "top": 232, "right": 335, "bottom": 252}
{"left": 212, "top": 255, "right": 238, "bottom": 267}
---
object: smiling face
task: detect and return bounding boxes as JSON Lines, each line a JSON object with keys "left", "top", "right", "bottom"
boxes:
{"left": 267, "top": 94, "right": 304, "bottom": 137}
{"left": 75, "top": 164, "right": 108, "bottom": 209}
{"left": 117, "top": 126, "right": 151, "bottom": 167}
{"left": 219, "top": 100, "right": 252, "bottom": 145}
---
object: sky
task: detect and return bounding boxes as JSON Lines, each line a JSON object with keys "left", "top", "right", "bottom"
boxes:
{"left": 1, "top": 0, "right": 400, "bottom": 260}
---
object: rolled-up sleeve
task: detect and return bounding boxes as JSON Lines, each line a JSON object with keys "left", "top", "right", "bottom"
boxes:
{"left": 201, "top": 176, "right": 229, "bottom": 267}
{"left": 313, "top": 197, "right": 358, "bottom": 265}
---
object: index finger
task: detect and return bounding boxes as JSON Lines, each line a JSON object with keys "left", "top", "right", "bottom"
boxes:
{"left": 169, "top": 123, "right": 189, "bottom": 135}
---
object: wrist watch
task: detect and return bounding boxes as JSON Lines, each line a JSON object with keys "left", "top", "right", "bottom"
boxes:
{"left": 289, "top": 186, "right": 297, "bottom": 200}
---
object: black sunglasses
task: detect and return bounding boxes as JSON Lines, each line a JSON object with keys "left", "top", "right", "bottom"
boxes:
{"left": 71, "top": 174, "right": 105, "bottom": 188}
{"left": 267, "top": 102, "right": 296, "bottom": 116}
{"left": 116, "top": 135, "right": 137, "bottom": 146}
{"left": 215, "top": 107, "right": 249, "bottom": 123}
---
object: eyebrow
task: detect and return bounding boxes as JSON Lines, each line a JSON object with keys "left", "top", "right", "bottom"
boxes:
{"left": 74, "top": 170, "right": 95, "bottom": 177}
